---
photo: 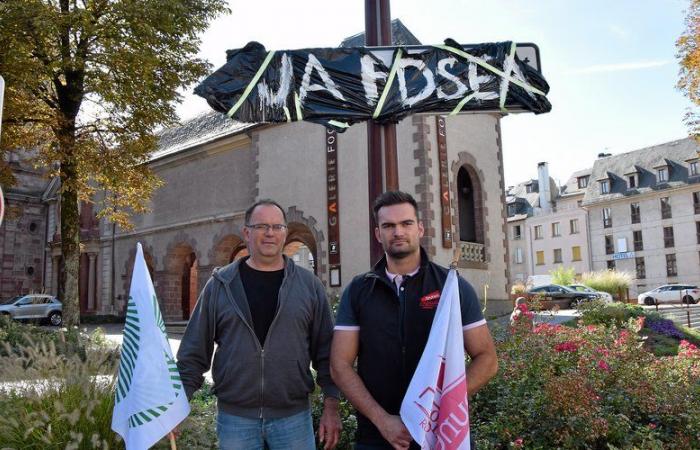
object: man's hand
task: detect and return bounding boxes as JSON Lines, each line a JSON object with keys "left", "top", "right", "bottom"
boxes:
{"left": 318, "top": 397, "right": 342, "bottom": 450}
{"left": 377, "top": 414, "right": 411, "bottom": 450}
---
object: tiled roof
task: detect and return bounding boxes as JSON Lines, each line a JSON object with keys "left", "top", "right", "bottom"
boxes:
{"left": 151, "top": 112, "right": 256, "bottom": 162}
{"left": 582, "top": 137, "right": 700, "bottom": 205}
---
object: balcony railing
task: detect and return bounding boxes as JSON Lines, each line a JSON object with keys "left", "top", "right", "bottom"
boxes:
{"left": 459, "top": 241, "right": 485, "bottom": 262}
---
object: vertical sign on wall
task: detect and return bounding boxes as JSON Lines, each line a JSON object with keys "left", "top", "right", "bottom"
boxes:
{"left": 436, "top": 116, "right": 453, "bottom": 248}
{"left": 326, "top": 128, "right": 342, "bottom": 286}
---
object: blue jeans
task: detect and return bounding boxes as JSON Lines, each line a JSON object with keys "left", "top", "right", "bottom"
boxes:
{"left": 216, "top": 409, "right": 315, "bottom": 450}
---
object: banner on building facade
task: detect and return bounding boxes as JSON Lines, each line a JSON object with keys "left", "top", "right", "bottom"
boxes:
{"left": 326, "top": 128, "right": 342, "bottom": 287}
{"left": 195, "top": 39, "right": 551, "bottom": 132}
{"left": 435, "top": 116, "right": 453, "bottom": 249}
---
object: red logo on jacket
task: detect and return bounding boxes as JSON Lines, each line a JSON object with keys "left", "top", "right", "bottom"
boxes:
{"left": 419, "top": 290, "right": 441, "bottom": 309}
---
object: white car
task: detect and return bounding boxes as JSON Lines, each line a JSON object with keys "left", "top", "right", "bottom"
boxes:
{"left": 567, "top": 284, "right": 613, "bottom": 303}
{"left": 0, "top": 294, "right": 63, "bottom": 325}
{"left": 637, "top": 284, "right": 700, "bottom": 305}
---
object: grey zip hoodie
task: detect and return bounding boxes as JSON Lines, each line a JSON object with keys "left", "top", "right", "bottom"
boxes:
{"left": 176, "top": 256, "right": 339, "bottom": 419}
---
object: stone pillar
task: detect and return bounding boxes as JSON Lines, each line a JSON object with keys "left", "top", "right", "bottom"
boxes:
{"left": 88, "top": 252, "right": 97, "bottom": 311}
{"left": 52, "top": 256, "right": 60, "bottom": 296}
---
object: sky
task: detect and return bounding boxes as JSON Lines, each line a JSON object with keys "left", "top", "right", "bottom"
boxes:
{"left": 176, "top": 0, "right": 693, "bottom": 187}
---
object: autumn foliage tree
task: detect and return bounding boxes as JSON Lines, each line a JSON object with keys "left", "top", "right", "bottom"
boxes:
{"left": 0, "top": 0, "right": 228, "bottom": 326}
{"left": 678, "top": 0, "right": 700, "bottom": 136}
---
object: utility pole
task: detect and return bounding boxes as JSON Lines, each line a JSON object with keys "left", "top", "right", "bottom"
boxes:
{"left": 365, "top": 0, "right": 399, "bottom": 264}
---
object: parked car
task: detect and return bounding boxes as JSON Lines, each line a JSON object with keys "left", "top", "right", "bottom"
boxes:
{"left": 637, "top": 285, "right": 700, "bottom": 305}
{"left": 567, "top": 284, "right": 614, "bottom": 303}
{"left": 526, "top": 284, "right": 598, "bottom": 307}
{"left": 0, "top": 294, "right": 63, "bottom": 326}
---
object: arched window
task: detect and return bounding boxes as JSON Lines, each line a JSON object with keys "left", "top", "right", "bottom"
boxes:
{"left": 457, "top": 166, "right": 477, "bottom": 242}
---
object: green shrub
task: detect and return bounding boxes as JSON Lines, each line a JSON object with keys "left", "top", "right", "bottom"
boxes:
{"left": 549, "top": 266, "right": 576, "bottom": 286}
{"left": 580, "top": 270, "right": 632, "bottom": 297}
{"left": 578, "top": 302, "right": 645, "bottom": 328}
{"left": 80, "top": 315, "right": 126, "bottom": 324}
{"left": 472, "top": 312, "right": 700, "bottom": 449}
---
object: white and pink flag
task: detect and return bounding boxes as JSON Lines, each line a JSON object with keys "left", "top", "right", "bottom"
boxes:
{"left": 400, "top": 269, "right": 470, "bottom": 450}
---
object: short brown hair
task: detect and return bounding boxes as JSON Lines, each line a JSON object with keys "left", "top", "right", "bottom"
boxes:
{"left": 372, "top": 191, "right": 419, "bottom": 222}
{"left": 245, "top": 199, "right": 287, "bottom": 224}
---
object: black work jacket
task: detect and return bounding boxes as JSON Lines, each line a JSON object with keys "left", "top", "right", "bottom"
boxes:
{"left": 336, "top": 248, "right": 483, "bottom": 445}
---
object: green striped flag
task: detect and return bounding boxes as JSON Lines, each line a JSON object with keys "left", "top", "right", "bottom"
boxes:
{"left": 112, "top": 243, "right": 190, "bottom": 449}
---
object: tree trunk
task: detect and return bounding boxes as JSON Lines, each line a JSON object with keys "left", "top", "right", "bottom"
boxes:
{"left": 59, "top": 140, "right": 81, "bottom": 327}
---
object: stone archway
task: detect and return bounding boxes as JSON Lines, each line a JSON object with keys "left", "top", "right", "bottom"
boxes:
{"left": 164, "top": 234, "right": 200, "bottom": 320}
{"left": 285, "top": 206, "right": 325, "bottom": 280}
{"left": 285, "top": 222, "right": 318, "bottom": 274}
{"left": 451, "top": 152, "right": 488, "bottom": 267}
{"left": 210, "top": 234, "right": 245, "bottom": 267}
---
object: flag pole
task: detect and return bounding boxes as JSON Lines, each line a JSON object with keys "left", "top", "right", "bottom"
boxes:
{"left": 451, "top": 245, "right": 461, "bottom": 269}
{"left": 169, "top": 432, "right": 177, "bottom": 450}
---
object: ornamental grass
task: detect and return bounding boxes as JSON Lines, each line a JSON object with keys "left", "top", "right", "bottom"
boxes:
{"left": 580, "top": 270, "right": 633, "bottom": 297}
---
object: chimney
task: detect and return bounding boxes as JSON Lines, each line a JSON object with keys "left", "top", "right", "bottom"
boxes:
{"left": 537, "top": 162, "right": 552, "bottom": 213}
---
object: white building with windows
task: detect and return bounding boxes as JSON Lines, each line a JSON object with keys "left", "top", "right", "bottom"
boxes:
{"left": 506, "top": 163, "right": 592, "bottom": 286}
{"left": 506, "top": 139, "right": 700, "bottom": 297}
{"left": 582, "top": 138, "right": 700, "bottom": 297}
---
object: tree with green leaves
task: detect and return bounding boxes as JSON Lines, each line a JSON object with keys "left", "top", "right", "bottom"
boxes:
{"left": 0, "top": 0, "right": 229, "bottom": 326}
{"left": 678, "top": 0, "right": 700, "bottom": 136}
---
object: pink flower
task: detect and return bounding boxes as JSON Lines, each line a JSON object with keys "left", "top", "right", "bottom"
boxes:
{"left": 648, "top": 423, "right": 657, "bottom": 429}
{"left": 615, "top": 330, "right": 630, "bottom": 346}
{"left": 586, "top": 325, "right": 597, "bottom": 332}
{"left": 513, "top": 437, "right": 524, "bottom": 447}
{"left": 680, "top": 340, "right": 698, "bottom": 351}
{"left": 533, "top": 323, "right": 562, "bottom": 335}
{"left": 597, "top": 360, "right": 610, "bottom": 372}
{"left": 555, "top": 341, "right": 579, "bottom": 352}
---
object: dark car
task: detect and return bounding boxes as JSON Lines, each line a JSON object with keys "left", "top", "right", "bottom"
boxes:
{"left": 526, "top": 284, "right": 598, "bottom": 307}
{"left": 0, "top": 294, "right": 63, "bottom": 326}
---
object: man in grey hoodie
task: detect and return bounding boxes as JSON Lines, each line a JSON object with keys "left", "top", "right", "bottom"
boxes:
{"left": 176, "top": 199, "right": 341, "bottom": 450}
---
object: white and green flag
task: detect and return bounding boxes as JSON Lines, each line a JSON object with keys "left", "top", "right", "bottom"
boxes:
{"left": 112, "top": 243, "right": 190, "bottom": 449}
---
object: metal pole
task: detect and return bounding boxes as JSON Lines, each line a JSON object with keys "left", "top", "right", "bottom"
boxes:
{"left": 365, "top": 0, "right": 398, "bottom": 266}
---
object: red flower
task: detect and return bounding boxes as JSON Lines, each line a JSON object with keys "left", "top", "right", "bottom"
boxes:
{"left": 597, "top": 360, "right": 610, "bottom": 372}
{"left": 648, "top": 423, "right": 657, "bottom": 429}
{"left": 555, "top": 341, "right": 579, "bottom": 352}
{"left": 513, "top": 437, "right": 524, "bottom": 447}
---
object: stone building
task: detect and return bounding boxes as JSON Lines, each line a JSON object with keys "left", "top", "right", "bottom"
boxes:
{"left": 505, "top": 162, "right": 591, "bottom": 286}
{"left": 95, "top": 111, "right": 511, "bottom": 320}
{"left": 0, "top": 151, "right": 55, "bottom": 299}
{"left": 2, "top": 22, "right": 519, "bottom": 319}
{"left": 583, "top": 138, "right": 700, "bottom": 297}
{"left": 506, "top": 138, "right": 700, "bottom": 299}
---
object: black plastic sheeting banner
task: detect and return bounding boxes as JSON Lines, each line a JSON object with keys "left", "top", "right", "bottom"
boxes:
{"left": 195, "top": 39, "right": 551, "bottom": 132}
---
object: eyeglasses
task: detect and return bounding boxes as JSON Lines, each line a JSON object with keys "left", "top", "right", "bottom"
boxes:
{"left": 245, "top": 223, "right": 288, "bottom": 233}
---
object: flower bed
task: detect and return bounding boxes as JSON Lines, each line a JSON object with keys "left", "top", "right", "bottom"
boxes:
{"left": 471, "top": 304, "right": 700, "bottom": 449}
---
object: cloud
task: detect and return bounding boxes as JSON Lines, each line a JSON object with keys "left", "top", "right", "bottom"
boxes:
{"left": 566, "top": 60, "right": 671, "bottom": 75}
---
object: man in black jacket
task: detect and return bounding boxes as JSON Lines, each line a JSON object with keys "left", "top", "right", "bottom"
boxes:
{"left": 331, "top": 191, "right": 497, "bottom": 450}
{"left": 175, "top": 199, "right": 341, "bottom": 450}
